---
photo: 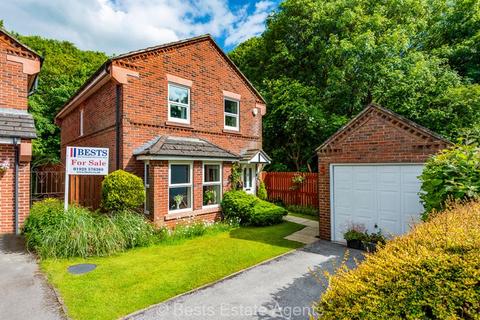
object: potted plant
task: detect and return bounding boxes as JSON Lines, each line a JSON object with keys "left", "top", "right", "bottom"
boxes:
{"left": 343, "top": 224, "right": 367, "bottom": 250}
{"left": 174, "top": 194, "right": 184, "bottom": 210}
{"left": 203, "top": 189, "right": 216, "bottom": 205}
{"left": 290, "top": 173, "right": 306, "bottom": 190}
{"left": 0, "top": 160, "right": 9, "bottom": 176}
{"left": 363, "top": 229, "right": 386, "bottom": 252}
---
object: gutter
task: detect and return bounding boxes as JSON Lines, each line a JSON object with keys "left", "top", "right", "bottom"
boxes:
{"left": 55, "top": 63, "right": 110, "bottom": 120}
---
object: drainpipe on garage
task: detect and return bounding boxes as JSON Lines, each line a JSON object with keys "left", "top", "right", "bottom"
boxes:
{"left": 13, "top": 137, "right": 20, "bottom": 235}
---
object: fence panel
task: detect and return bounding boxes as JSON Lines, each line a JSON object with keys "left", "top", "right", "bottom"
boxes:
{"left": 262, "top": 172, "right": 318, "bottom": 208}
{"left": 68, "top": 175, "right": 104, "bottom": 209}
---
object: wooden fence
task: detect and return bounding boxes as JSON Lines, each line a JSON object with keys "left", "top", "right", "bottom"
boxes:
{"left": 262, "top": 172, "right": 318, "bottom": 208}
{"left": 31, "top": 165, "right": 103, "bottom": 209}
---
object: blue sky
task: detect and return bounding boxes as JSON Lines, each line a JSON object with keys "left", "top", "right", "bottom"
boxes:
{"left": 0, "top": 0, "right": 281, "bottom": 55}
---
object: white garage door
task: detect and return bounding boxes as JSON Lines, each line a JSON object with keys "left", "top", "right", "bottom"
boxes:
{"left": 331, "top": 164, "right": 424, "bottom": 242}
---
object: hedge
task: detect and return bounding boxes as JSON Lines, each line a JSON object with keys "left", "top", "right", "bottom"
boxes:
{"left": 221, "top": 190, "right": 286, "bottom": 226}
{"left": 315, "top": 201, "right": 480, "bottom": 319}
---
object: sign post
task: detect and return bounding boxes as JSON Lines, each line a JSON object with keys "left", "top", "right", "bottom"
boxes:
{"left": 65, "top": 146, "right": 109, "bottom": 210}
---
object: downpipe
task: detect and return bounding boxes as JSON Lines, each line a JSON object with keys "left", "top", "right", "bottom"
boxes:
{"left": 13, "top": 138, "right": 20, "bottom": 235}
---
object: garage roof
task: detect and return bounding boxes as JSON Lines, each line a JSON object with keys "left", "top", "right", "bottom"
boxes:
{"left": 316, "top": 104, "right": 451, "bottom": 152}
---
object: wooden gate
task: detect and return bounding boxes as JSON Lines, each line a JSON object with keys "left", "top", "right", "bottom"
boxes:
{"left": 262, "top": 172, "right": 318, "bottom": 208}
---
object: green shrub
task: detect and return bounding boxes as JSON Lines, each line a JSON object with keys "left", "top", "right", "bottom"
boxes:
{"left": 221, "top": 191, "right": 257, "bottom": 224}
{"left": 101, "top": 170, "right": 145, "bottom": 212}
{"left": 257, "top": 180, "right": 268, "bottom": 200}
{"left": 419, "top": 145, "right": 480, "bottom": 217}
{"left": 23, "top": 198, "right": 65, "bottom": 250}
{"left": 250, "top": 200, "right": 287, "bottom": 226}
{"left": 315, "top": 201, "right": 480, "bottom": 319}
{"left": 221, "top": 190, "right": 286, "bottom": 226}
{"left": 110, "top": 210, "right": 157, "bottom": 248}
{"left": 286, "top": 204, "right": 317, "bottom": 216}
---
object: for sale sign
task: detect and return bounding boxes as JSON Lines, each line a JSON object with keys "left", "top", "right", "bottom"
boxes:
{"left": 66, "top": 146, "right": 109, "bottom": 175}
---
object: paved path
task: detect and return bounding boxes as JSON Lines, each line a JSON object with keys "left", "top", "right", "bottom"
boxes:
{"left": 126, "top": 239, "right": 363, "bottom": 320}
{"left": 0, "top": 235, "right": 65, "bottom": 320}
{"left": 283, "top": 215, "right": 318, "bottom": 244}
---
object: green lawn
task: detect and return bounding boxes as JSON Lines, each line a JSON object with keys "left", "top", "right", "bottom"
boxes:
{"left": 41, "top": 222, "right": 304, "bottom": 320}
{"left": 288, "top": 212, "right": 318, "bottom": 221}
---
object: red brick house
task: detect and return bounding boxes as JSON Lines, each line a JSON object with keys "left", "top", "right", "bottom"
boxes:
{"left": 56, "top": 35, "right": 270, "bottom": 226}
{"left": 0, "top": 28, "right": 41, "bottom": 234}
{"left": 316, "top": 104, "right": 450, "bottom": 241}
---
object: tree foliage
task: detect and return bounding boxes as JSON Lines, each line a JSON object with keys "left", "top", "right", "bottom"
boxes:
{"left": 229, "top": 0, "right": 480, "bottom": 171}
{"left": 16, "top": 34, "right": 107, "bottom": 165}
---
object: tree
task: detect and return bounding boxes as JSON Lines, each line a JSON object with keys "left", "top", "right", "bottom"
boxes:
{"left": 229, "top": 0, "right": 480, "bottom": 171}
{"left": 16, "top": 35, "right": 107, "bottom": 165}
{"left": 262, "top": 78, "right": 345, "bottom": 171}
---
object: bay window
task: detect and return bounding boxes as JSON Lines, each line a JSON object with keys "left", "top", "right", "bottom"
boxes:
{"left": 224, "top": 98, "right": 239, "bottom": 130}
{"left": 169, "top": 162, "right": 192, "bottom": 212}
{"left": 168, "top": 83, "right": 190, "bottom": 123}
{"left": 203, "top": 163, "right": 222, "bottom": 206}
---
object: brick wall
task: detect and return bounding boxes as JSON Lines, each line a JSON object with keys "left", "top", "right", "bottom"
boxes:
{"left": 59, "top": 81, "right": 118, "bottom": 170}
{"left": 120, "top": 39, "right": 263, "bottom": 174}
{"left": 317, "top": 107, "right": 449, "bottom": 240}
{"left": 0, "top": 38, "right": 29, "bottom": 110}
{"left": 0, "top": 144, "right": 31, "bottom": 233}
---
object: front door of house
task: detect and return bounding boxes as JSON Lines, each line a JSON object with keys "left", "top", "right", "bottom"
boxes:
{"left": 242, "top": 164, "right": 256, "bottom": 194}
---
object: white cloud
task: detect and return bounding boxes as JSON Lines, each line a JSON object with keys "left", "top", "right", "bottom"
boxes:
{"left": 0, "top": 0, "right": 276, "bottom": 54}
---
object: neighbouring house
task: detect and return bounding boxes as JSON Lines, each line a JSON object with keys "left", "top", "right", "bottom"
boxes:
{"left": 55, "top": 35, "right": 270, "bottom": 226}
{"left": 316, "top": 104, "right": 450, "bottom": 241}
{"left": 0, "top": 28, "right": 42, "bottom": 234}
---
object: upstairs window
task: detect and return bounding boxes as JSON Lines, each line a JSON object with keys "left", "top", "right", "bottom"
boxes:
{"left": 224, "top": 98, "right": 239, "bottom": 131}
{"left": 168, "top": 83, "right": 190, "bottom": 124}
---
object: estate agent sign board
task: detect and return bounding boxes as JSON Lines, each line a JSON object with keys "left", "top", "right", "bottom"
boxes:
{"left": 64, "top": 146, "right": 109, "bottom": 209}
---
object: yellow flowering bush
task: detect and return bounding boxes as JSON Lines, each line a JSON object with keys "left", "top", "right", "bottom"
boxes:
{"left": 315, "top": 201, "right": 480, "bottom": 319}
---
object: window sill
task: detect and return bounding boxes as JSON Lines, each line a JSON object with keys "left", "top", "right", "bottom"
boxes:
{"left": 165, "top": 121, "right": 193, "bottom": 129}
{"left": 223, "top": 129, "right": 241, "bottom": 135}
{"left": 165, "top": 206, "right": 222, "bottom": 221}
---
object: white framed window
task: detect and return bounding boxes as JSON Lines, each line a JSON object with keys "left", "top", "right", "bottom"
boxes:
{"left": 203, "top": 163, "right": 222, "bottom": 207}
{"left": 79, "top": 109, "right": 84, "bottom": 136}
{"left": 224, "top": 98, "right": 239, "bottom": 131}
{"left": 144, "top": 162, "right": 150, "bottom": 214}
{"left": 168, "top": 162, "right": 193, "bottom": 212}
{"left": 168, "top": 83, "right": 190, "bottom": 124}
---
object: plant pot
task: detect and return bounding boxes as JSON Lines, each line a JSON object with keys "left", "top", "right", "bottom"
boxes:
{"left": 363, "top": 242, "right": 377, "bottom": 253}
{"left": 346, "top": 239, "right": 363, "bottom": 250}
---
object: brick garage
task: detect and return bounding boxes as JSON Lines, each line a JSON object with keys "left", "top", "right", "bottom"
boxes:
{"left": 316, "top": 104, "right": 450, "bottom": 241}
{"left": 56, "top": 35, "right": 269, "bottom": 227}
{"left": 0, "top": 28, "right": 41, "bottom": 233}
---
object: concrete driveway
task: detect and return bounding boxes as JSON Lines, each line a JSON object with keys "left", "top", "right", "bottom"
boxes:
{"left": 0, "top": 235, "right": 65, "bottom": 320}
{"left": 126, "top": 241, "right": 363, "bottom": 320}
